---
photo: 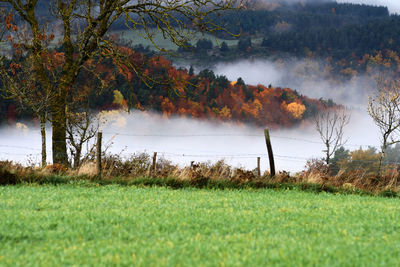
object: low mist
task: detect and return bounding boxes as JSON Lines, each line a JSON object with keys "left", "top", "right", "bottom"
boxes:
{"left": 213, "top": 59, "right": 375, "bottom": 108}
{"left": 0, "top": 109, "right": 381, "bottom": 173}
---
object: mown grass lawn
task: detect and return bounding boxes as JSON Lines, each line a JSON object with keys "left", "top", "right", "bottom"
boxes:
{"left": 1, "top": 183, "right": 400, "bottom": 266}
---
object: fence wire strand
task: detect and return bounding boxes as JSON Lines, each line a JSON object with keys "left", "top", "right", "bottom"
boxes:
{"left": 1, "top": 131, "right": 396, "bottom": 167}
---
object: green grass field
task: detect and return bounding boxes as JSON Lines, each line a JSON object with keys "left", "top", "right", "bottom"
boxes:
{"left": 1, "top": 183, "right": 400, "bottom": 266}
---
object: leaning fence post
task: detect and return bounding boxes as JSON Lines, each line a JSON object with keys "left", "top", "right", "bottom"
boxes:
{"left": 152, "top": 152, "right": 157, "bottom": 176}
{"left": 257, "top": 157, "right": 261, "bottom": 177}
{"left": 96, "top": 131, "right": 102, "bottom": 178}
{"left": 264, "top": 129, "right": 275, "bottom": 177}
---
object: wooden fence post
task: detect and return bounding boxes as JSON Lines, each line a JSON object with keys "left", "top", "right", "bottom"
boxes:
{"left": 96, "top": 131, "right": 102, "bottom": 178}
{"left": 257, "top": 157, "right": 261, "bottom": 177}
{"left": 264, "top": 129, "right": 275, "bottom": 177}
{"left": 152, "top": 152, "right": 157, "bottom": 176}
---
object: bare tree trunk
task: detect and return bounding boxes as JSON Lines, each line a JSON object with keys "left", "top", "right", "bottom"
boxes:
{"left": 40, "top": 115, "right": 47, "bottom": 168}
{"left": 378, "top": 141, "right": 387, "bottom": 178}
{"left": 326, "top": 140, "right": 330, "bottom": 174}
{"left": 51, "top": 97, "right": 68, "bottom": 165}
{"left": 73, "top": 147, "right": 82, "bottom": 169}
{"left": 378, "top": 152, "right": 384, "bottom": 178}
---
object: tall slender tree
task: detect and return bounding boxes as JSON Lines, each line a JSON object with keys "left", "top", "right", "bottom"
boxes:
{"left": 368, "top": 77, "right": 400, "bottom": 177}
{"left": 315, "top": 108, "right": 350, "bottom": 173}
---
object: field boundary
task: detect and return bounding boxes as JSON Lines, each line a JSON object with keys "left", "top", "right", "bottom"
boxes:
{"left": 6, "top": 172, "right": 398, "bottom": 199}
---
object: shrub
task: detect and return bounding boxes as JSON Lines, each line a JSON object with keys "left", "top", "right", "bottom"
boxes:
{"left": 0, "top": 167, "right": 17, "bottom": 185}
{"left": 231, "top": 169, "right": 256, "bottom": 183}
{"left": 44, "top": 164, "right": 68, "bottom": 174}
{"left": 102, "top": 153, "right": 152, "bottom": 177}
{"left": 298, "top": 158, "right": 328, "bottom": 184}
{"left": 338, "top": 147, "right": 380, "bottom": 175}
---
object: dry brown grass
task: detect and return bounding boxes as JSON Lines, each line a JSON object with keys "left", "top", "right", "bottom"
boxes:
{"left": 2, "top": 153, "right": 400, "bottom": 194}
{"left": 298, "top": 162, "right": 400, "bottom": 193}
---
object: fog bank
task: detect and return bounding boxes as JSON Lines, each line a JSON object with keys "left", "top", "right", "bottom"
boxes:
{"left": 213, "top": 59, "right": 375, "bottom": 108}
{"left": 0, "top": 110, "right": 381, "bottom": 173}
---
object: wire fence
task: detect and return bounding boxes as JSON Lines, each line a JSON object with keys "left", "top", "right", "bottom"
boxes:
{"left": 101, "top": 131, "right": 376, "bottom": 148}
{"left": 1, "top": 131, "right": 398, "bottom": 171}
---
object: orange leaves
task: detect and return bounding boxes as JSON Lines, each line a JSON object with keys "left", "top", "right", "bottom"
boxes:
{"left": 149, "top": 56, "right": 171, "bottom": 69}
{"left": 4, "top": 13, "right": 12, "bottom": 25}
{"left": 12, "top": 42, "right": 21, "bottom": 49}
{"left": 241, "top": 103, "right": 259, "bottom": 118}
{"left": 284, "top": 102, "right": 306, "bottom": 119}
{"left": 219, "top": 106, "right": 232, "bottom": 120}
{"left": 41, "top": 51, "right": 65, "bottom": 71}
{"left": 161, "top": 97, "right": 175, "bottom": 117}
{"left": 117, "top": 64, "right": 133, "bottom": 81}
{"left": 39, "top": 33, "right": 46, "bottom": 41}
{"left": 10, "top": 62, "right": 21, "bottom": 75}
{"left": 5, "top": 13, "right": 17, "bottom": 31}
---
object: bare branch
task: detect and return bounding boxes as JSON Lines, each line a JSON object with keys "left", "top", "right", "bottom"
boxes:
{"left": 368, "top": 75, "right": 400, "bottom": 176}
{"left": 315, "top": 108, "right": 350, "bottom": 171}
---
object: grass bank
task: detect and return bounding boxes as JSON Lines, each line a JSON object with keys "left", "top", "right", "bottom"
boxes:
{"left": 1, "top": 184, "right": 400, "bottom": 266}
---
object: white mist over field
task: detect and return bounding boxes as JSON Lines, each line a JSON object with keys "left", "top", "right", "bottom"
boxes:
{"left": 0, "top": 109, "right": 381, "bottom": 173}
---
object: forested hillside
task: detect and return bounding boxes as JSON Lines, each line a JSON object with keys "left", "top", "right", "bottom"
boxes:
{"left": 0, "top": 47, "right": 328, "bottom": 128}
{"left": 2, "top": 0, "right": 398, "bottom": 127}
{"left": 172, "top": 1, "right": 400, "bottom": 67}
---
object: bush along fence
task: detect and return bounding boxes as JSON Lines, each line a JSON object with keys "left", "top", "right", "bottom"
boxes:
{"left": 94, "top": 130, "right": 277, "bottom": 179}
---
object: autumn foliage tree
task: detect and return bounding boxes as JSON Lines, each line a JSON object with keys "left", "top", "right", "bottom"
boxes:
{"left": 0, "top": 0, "right": 239, "bottom": 165}
{"left": 95, "top": 52, "right": 326, "bottom": 128}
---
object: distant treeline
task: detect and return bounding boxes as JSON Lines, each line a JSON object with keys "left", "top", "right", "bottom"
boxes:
{"left": 212, "top": 2, "right": 389, "bottom": 36}
{"left": 0, "top": 48, "right": 331, "bottom": 127}
{"left": 172, "top": 2, "right": 399, "bottom": 59}
{"left": 3, "top": 0, "right": 397, "bottom": 60}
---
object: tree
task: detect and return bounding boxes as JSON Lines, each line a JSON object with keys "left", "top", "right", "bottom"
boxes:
{"left": 0, "top": 11, "right": 53, "bottom": 167}
{"left": 330, "top": 146, "right": 349, "bottom": 175}
{"left": 188, "top": 66, "right": 194, "bottom": 76}
{"left": 66, "top": 110, "right": 100, "bottom": 169}
{"left": 238, "top": 37, "right": 251, "bottom": 52}
{"left": 0, "top": 56, "right": 53, "bottom": 167}
{"left": 195, "top": 38, "right": 213, "bottom": 52}
{"left": 220, "top": 41, "right": 229, "bottom": 52}
{"left": 383, "top": 143, "right": 400, "bottom": 167}
{"left": 0, "top": 0, "right": 239, "bottom": 165}
{"left": 338, "top": 147, "right": 380, "bottom": 175}
{"left": 315, "top": 108, "right": 350, "bottom": 172}
{"left": 368, "top": 77, "right": 400, "bottom": 177}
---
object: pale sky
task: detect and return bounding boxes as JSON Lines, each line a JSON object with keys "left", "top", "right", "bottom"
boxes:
{"left": 337, "top": 0, "right": 400, "bottom": 14}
